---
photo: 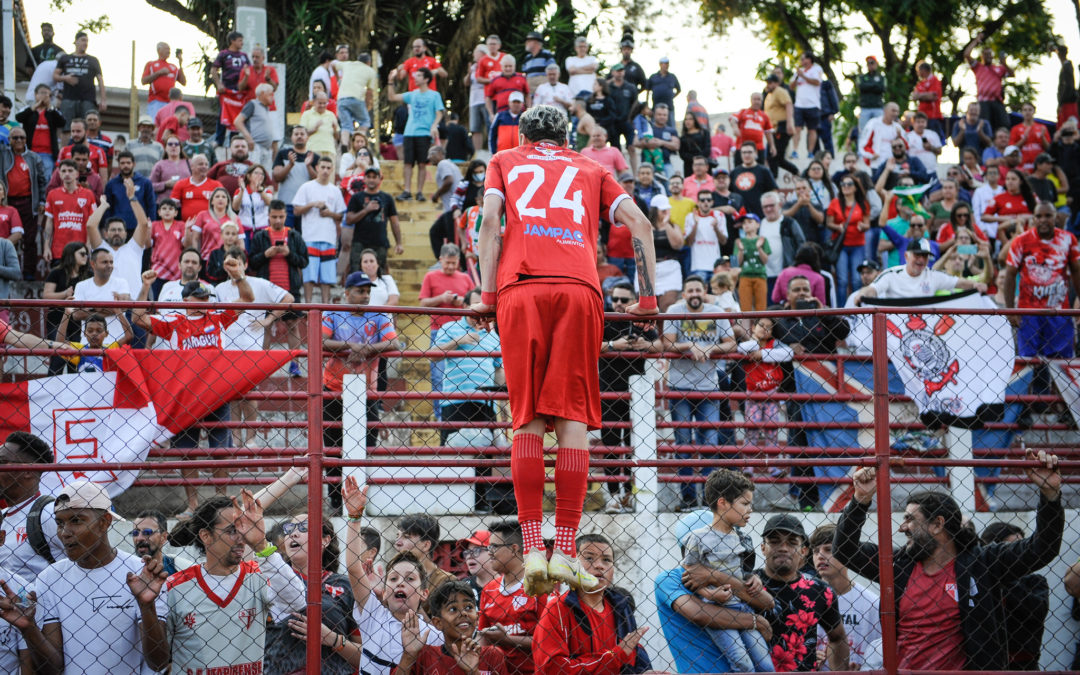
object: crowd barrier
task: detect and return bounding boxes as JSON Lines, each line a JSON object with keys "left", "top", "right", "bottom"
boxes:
{"left": 1, "top": 297, "right": 1079, "bottom": 673}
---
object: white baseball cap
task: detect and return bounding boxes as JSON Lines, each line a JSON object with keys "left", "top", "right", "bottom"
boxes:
{"left": 55, "top": 480, "right": 126, "bottom": 520}
{"left": 508, "top": 91, "right": 525, "bottom": 103}
{"left": 650, "top": 194, "right": 672, "bottom": 211}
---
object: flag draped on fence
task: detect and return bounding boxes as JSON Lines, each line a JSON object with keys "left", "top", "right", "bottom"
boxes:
{"left": 0, "top": 348, "right": 292, "bottom": 495}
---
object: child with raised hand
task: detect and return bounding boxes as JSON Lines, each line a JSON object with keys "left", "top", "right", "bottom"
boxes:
{"left": 681, "top": 469, "right": 776, "bottom": 672}
{"left": 738, "top": 317, "right": 793, "bottom": 453}
{"left": 398, "top": 581, "right": 506, "bottom": 675}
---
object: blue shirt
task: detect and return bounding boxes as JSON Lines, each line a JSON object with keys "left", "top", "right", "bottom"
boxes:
{"left": 103, "top": 173, "right": 156, "bottom": 230}
{"left": 646, "top": 72, "right": 681, "bottom": 110}
{"left": 654, "top": 567, "right": 732, "bottom": 674}
{"left": 437, "top": 318, "right": 502, "bottom": 406}
{"left": 402, "top": 89, "right": 445, "bottom": 137}
{"left": 520, "top": 49, "right": 556, "bottom": 78}
{"left": 322, "top": 309, "right": 395, "bottom": 345}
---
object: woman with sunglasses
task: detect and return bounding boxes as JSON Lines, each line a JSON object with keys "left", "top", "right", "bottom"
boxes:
{"left": 936, "top": 201, "right": 989, "bottom": 254}
{"left": 266, "top": 513, "right": 362, "bottom": 674}
{"left": 933, "top": 227, "right": 994, "bottom": 290}
{"left": 43, "top": 241, "right": 91, "bottom": 374}
{"left": 150, "top": 134, "right": 191, "bottom": 201}
{"left": 826, "top": 176, "right": 871, "bottom": 302}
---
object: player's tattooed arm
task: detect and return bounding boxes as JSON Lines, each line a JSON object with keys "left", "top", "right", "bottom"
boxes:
{"left": 633, "top": 236, "right": 655, "bottom": 297}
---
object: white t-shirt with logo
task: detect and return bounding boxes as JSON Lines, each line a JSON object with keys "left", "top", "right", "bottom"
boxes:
{"left": 353, "top": 597, "right": 443, "bottom": 675}
{"left": 215, "top": 276, "right": 289, "bottom": 350}
{"left": 684, "top": 211, "right": 728, "bottom": 272}
{"left": 794, "top": 63, "right": 824, "bottom": 108}
{"left": 0, "top": 495, "right": 65, "bottom": 581}
{"left": 817, "top": 582, "right": 882, "bottom": 670}
{"left": 73, "top": 276, "right": 132, "bottom": 344}
{"left": 869, "top": 265, "right": 958, "bottom": 299}
{"left": 36, "top": 551, "right": 166, "bottom": 675}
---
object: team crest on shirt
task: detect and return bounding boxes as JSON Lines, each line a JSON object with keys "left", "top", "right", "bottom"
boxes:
{"left": 239, "top": 607, "right": 257, "bottom": 629}
{"left": 77, "top": 197, "right": 88, "bottom": 208}
{"left": 512, "top": 596, "right": 528, "bottom": 609}
{"left": 944, "top": 582, "right": 959, "bottom": 602}
{"left": 183, "top": 611, "right": 197, "bottom": 628}
{"left": 324, "top": 584, "right": 345, "bottom": 598}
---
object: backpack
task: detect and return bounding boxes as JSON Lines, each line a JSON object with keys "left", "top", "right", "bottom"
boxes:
{"left": 26, "top": 495, "right": 56, "bottom": 564}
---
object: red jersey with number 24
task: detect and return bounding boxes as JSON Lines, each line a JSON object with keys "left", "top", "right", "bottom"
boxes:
{"left": 1005, "top": 227, "right": 1080, "bottom": 309}
{"left": 485, "top": 141, "right": 629, "bottom": 296}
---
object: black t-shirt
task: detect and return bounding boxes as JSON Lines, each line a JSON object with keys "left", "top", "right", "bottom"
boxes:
{"left": 444, "top": 123, "right": 472, "bottom": 161}
{"left": 608, "top": 81, "right": 638, "bottom": 120}
{"left": 600, "top": 319, "right": 647, "bottom": 390}
{"left": 55, "top": 53, "right": 102, "bottom": 101}
{"left": 587, "top": 97, "right": 614, "bottom": 127}
{"left": 729, "top": 165, "right": 778, "bottom": 217}
{"left": 44, "top": 267, "right": 84, "bottom": 335}
{"left": 1028, "top": 175, "right": 1058, "bottom": 204}
{"left": 756, "top": 570, "right": 843, "bottom": 672}
{"left": 653, "top": 227, "right": 680, "bottom": 261}
{"left": 347, "top": 190, "right": 398, "bottom": 248}
{"left": 265, "top": 572, "right": 356, "bottom": 675}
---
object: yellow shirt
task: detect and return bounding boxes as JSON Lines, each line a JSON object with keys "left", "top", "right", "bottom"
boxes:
{"left": 63, "top": 341, "right": 121, "bottom": 372}
{"left": 670, "top": 196, "right": 696, "bottom": 231}
{"left": 298, "top": 108, "right": 339, "bottom": 156}
{"left": 764, "top": 86, "right": 792, "bottom": 126}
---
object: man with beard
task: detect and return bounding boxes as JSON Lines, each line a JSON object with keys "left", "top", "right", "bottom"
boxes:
{"left": 209, "top": 135, "right": 254, "bottom": 197}
{"left": 871, "top": 137, "right": 932, "bottom": 190}
{"left": 834, "top": 450, "right": 1063, "bottom": 671}
{"left": 102, "top": 149, "right": 156, "bottom": 233}
{"left": 131, "top": 510, "right": 193, "bottom": 575}
{"left": 755, "top": 515, "right": 848, "bottom": 671}
{"left": 57, "top": 118, "right": 108, "bottom": 184}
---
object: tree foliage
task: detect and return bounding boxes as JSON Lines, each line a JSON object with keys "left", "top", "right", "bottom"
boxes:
{"left": 698, "top": 0, "right": 1058, "bottom": 120}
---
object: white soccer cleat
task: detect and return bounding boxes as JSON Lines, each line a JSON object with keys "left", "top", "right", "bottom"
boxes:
{"left": 547, "top": 550, "right": 600, "bottom": 592}
{"left": 523, "top": 549, "right": 555, "bottom": 596}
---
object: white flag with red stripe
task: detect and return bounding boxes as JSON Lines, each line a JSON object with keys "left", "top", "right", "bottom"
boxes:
{"left": 0, "top": 348, "right": 292, "bottom": 495}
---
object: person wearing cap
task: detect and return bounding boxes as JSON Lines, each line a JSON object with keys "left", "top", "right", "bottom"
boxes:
{"left": 53, "top": 31, "right": 106, "bottom": 135}
{"left": 322, "top": 271, "right": 397, "bottom": 510}
{"left": 951, "top": 101, "right": 993, "bottom": 154}
{"left": 611, "top": 35, "right": 644, "bottom": 92}
{"left": 645, "top": 56, "right": 681, "bottom": 116}
{"left": 489, "top": 90, "right": 526, "bottom": 155}
{"left": 462, "top": 530, "right": 498, "bottom": 599}
{"left": 565, "top": 37, "right": 598, "bottom": 100}
{"left": 3, "top": 479, "right": 171, "bottom": 674}
{"left": 477, "top": 520, "right": 548, "bottom": 675}
{"left": 30, "top": 22, "right": 63, "bottom": 68}
{"left": 129, "top": 114, "right": 165, "bottom": 177}
{"left": 521, "top": 32, "right": 556, "bottom": 92}
{"left": 486, "top": 55, "right": 530, "bottom": 120}
{"left": 532, "top": 64, "right": 573, "bottom": 114}
{"left": 1026, "top": 151, "right": 1066, "bottom": 205}
{"left": 856, "top": 55, "right": 885, "bottom": 131}
{"left": 852, "top": 236, "right": 985, "bottom": 305}
{"left": 183, "top": 114, "right": 214, "bottom": 159}
{"left": 754, "top": 514, "right": 849, "bottom": 671}
{"left": 1009, "top": 101, "right": 1051, "bottom": 173}
{"left": 344, "top": 165, "right": 402, "bottom": 274}
{"left": 836, "top": 453, "right": 1061, "bottom": 671}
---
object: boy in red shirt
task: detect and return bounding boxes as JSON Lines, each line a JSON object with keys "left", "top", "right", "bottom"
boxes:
{"left": 532, "top": 534, "right": 651, "bottom": 675}
{"left": 398, "top": 580, "right": 506, "bottom": 675}
{"left": 478, "top": 521, "right": 547, "bottom": 675}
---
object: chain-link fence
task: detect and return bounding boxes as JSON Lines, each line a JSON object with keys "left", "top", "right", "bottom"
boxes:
{"left": 0, "top": 296, "right": 1078, "bottom": 674}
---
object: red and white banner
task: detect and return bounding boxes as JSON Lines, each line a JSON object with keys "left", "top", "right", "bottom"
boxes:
{"left": 0, "top": 348, "right": 292, "bottom": 495}
{"left": 1049, "top": 359, "right": 1080, "bottom": 424}
{"left": 867, "top": 290, "right": 1014, "bottom": 418}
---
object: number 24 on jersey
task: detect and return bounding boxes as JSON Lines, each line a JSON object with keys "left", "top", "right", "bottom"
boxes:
{"left": 507, "top": 164, "right": 585, "bottom": 225}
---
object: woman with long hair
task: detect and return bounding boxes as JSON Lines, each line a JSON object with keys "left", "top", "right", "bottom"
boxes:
{"left": 803, "top": 159, "right": 835, "bottom": 209}
{"left": 150, "top": 135, "right": 191, "bottom": 201}
{"left": 960, "top": 147, "right": 984, "bottom": 184}
{"left": 43, "top": 241, "right": 91, "bottom": 374}
{"left": 586, "top": 78, "right": 615, "bottom": 137}
{"left": 679, "top": 110, "right": 711, "bottom": 169}
{"left": 232, "top": 164, "right": 273, "bottom": 239}
{"left": 186, "top": 186, "right": 240, "bottom": 262}
{"left": 358, "top": 248, "right": 400, "bottom": 307}
{"left": 984, "top": 168, "right": 1037, "bottom": 248}
{"left": 826, "top": 175, "right": 871, "bottom": 302}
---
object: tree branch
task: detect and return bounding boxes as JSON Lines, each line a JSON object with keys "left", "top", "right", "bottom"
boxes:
{"left": 144, "top": 0, "right": 207, "bottom": 32}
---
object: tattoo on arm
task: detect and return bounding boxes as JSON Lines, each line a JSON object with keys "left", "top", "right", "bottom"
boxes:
{"left": 633, "top": 237, "right": 654, "bottom": 297}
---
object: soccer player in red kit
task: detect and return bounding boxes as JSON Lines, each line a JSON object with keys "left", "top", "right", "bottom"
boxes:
{"left": 471, "top": 105, "right": 657, "bottom": 595}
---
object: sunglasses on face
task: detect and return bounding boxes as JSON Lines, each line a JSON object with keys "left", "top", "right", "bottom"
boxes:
{"left": 166, "top": 142, "right": 180, "bottom": 147}
{"left": 611, "top": 296, "right": 633, "bottom": 304}
{"left": 281, "top": 520, "right": 308, "bottom": 536}
{"left": 840, "top": 181, "right": 855, "bottom": 187}
{"left": 130, "top": 528, "right": 161, "bottom": 538}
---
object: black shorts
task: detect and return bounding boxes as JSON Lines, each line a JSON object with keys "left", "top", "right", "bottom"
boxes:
{"left": 403, "top": 135, "right": 432, "bottom": 165}
{"left": 793, "top": 107, "right": 821, "bottom": 129}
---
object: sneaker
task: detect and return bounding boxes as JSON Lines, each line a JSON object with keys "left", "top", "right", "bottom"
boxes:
{"left": 604, "top": 496, "right": 623, "bottom": 514}
{"left": 523, "top": 550, "right": 554, "bottom": 596}
{"left": 790, "top": 151, "right": 800, "bottom": 159}
{"left": 415, "top": 193, "right": 426, "bottom": 202}
{"left": 288, "top": 361, "right": 302, "bottom": 378}
{"left": 396, "top": 191, "right": 413, "bottom": 201}
{"left": 548, "top": 550, "right": 600, "bottom": 592}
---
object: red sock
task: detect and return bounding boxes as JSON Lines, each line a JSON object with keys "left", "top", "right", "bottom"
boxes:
{"left": 511, "top": 432, "right": 545, "bottom": 552}
{"left": 553, "top": 446, "right": 589, "bottom": 556}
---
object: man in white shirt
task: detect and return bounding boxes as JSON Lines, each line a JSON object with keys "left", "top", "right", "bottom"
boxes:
{"left": 972, "top": 164, "right": 1005, "bottom": 238}
{"left": 858, "top": 102, "right": 905, "bottom": 169}
{"left": 789, "top": 51, "right": 824, "bottom": 159}
{"left": 2, "top": 480, "right": 169, "bottom": 675}
{"left": 292, "top": 155, "right": 345, "bottom": 303}
{"left": 85, "top": 186, "right": 152, "bottom": 346}
{"left": 904, "top": 111, "right": 942, "bottom": 173}
{"left": 532, "top": 64, "right": 573, "bottom": 114}
{"left": 0, "top": 432, "right": 67, "bottom": 581}
{"left": 72, "top": 248, "right": 132, "bottom": 345}
{"left": 564, "top": 36, "right": 598, "bottom": 96}
{"left": 851, "top": 238, "right": 986, "bottom": 304}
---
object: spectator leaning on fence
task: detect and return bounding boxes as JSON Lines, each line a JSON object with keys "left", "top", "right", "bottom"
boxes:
{"left": 833, "top": 450, "right": 1064, "bottom": 670}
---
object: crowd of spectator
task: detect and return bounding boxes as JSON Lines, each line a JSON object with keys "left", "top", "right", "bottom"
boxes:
{"left": 4, "top": 17, "right": 1080, "bottom": 674}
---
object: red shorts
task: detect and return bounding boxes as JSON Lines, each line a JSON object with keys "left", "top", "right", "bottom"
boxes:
{"left": 1060, "top": 103, "right": 1079, "bottom": 127}
{"left": 497, "top": 281, "right": 603, "bottom": 430}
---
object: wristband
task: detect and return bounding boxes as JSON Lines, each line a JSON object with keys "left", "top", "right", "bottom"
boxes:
{"left": 255, "top": 544, "right": 277, "bottom": 558}
{"left": 347, "top": 514, "right": 363, "bottom": 521}
{"left": 637, "top": 295, "right": 657, "bottom": 310}
{"left": 480, "top": 291, "right": 497, "bottom": 306}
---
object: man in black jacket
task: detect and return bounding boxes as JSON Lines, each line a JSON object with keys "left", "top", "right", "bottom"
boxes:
{"left": 248, "top": 199, "right": 308, "bottom": 375}
{"left": 833, "top": 450, "right": 1063, "bottom": 671}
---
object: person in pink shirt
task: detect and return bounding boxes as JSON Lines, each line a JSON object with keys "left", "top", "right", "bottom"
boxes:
{"left": 963, "top": 32, "right": 1014, "bottom": 133}
{"left": 580, "top": 127, "right": 628, "bottom": 177}
{"left": 184, "top": 186, "right": 240, "bottom": 262}
{"left": 710, "top": 124, "right": 736, "bottom": 166}
{"left": 149, "top": 198, "right": 186, "bottom": 287}
{"left": 771, "top": 243, "right": 828, "bottom": 306}
{"left": 681, "top": 155, "right": 713, "bottom": 201}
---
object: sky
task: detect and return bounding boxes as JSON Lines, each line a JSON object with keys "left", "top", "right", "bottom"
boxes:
{"left": 24, "top": 0, "right": 1080, "bottom": 122}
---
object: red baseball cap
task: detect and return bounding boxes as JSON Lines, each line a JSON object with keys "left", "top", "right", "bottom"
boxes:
{"left": 465, "top": 530, "right": 491, "bottom": 547}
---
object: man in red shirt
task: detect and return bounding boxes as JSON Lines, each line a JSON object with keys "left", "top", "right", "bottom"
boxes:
{"left": 729, "top": 92, "right": 774, "bottom": 164}
{"left": 476, "top": 34, "right": 505, "bottom": 86}
{"left": 57, "top": 118, "right": 109, "bottom": 186}
{"left": 397, "top": 38, "right": 447, "bottom": 91}
{"left": 485, "top": 56, "right": 530, "bottom": 118}
{"left": 836, "top": 450, "right": 1063, "bottom": 671}
{"left": 43, "top": 159, "right": 95, "bottom": 263}
{"left": 420, "top": 242, "right": 475, "bottom": 404}
{"left": 964, "top": 33, "right": 1014, "bottom": 134}
{"left": 1009, "top": 102, "right": 1051, "bottom": 173}
{"left": 238, "top": 45, "right": 279, "bottom": 108}
{"left": 141, "top": 41, "right": 187, "bottom": 120}
{"left": 911, "top": 61, "right": 944, "bottom": 139}
{"left": 472, "top": 105, "right": 657, "bottom": 594}
{"left": 171, "top": 154, "right": 224, "bottom": 221}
